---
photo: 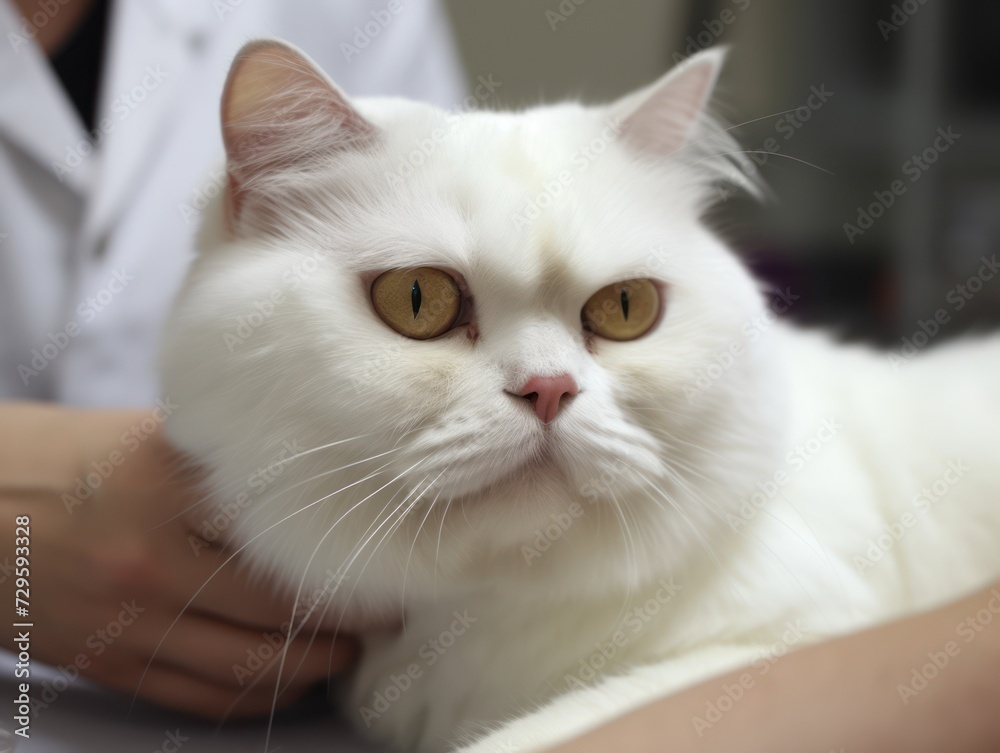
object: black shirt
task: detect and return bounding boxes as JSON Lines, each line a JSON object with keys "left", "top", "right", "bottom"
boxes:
{"left": 49, "top": 0, "right": 111, "bottom": 135}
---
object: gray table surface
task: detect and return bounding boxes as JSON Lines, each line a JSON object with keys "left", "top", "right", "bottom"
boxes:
{"left": 1, "top": 650, "right": 380, "bottom": 753}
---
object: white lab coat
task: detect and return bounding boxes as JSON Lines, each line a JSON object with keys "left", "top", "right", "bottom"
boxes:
{"left": 0, "top": 0, "right": 465, "bottom": 406}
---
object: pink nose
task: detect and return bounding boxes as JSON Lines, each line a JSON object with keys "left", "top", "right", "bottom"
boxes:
{"left": 512, "top": 374, "right": 579, "bottom": 424}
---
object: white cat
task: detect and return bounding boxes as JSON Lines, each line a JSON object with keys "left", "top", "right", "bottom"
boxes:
{"left": 161, "top": 40, "right": 1000, "bottom": 752}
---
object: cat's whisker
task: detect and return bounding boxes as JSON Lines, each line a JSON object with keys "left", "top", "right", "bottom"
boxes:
{"left": 650, "top": 424, "right": 732, "bottom": 464}
{"left": 704, "top": 499, "right": 836, "bottom": 622}
{"left": 432, "top": 495, "right": 455, "bottom": 600}
{"left": 130, "top": 467, "right": 386, "bottom": 715}
{"left": 226, "top": 451, "right": 403, "bottom": 547}
{"left": 146, "top": 433, "right": 379, "bottom": 531}
{"left": 305, "top": 477, "right": 442, "bottom": 696}
{"left": 270, "top": 433, "right": 379, "bottom": 467}
{"left": 279, "top": 480, "right": 432, "bottom": 706}
{"left": 226, "top": 464, "right": 397, "bottom": 564}
{"left": 333, "top": 472, "right": 443, "bottom": 639}
{"left": 647, "top": 450, "right": 712, "bottom": 501}
{"left": 605, "top": 488, "right": 639, "bottom": 595}
{"left": 262, "top": 459, "right": 429, "bottom": 752}
{"left": 401, "top": 470, "right": 451, "bottom": 620}
{"left": 727, "top": 492, "right": 852, "bottom": 621}
{"left": 667, "top": 105, "right": 825, "bottom": 166}
{"left": 602, "top": 487, "right": 647, "bottom": 630}
{"left": 213, "top": 624, "right": 306, "bottom": 730}
{"left": 636, "top": 471, "right": 724, "bottom": 572}
{"left": 287, "top": 461, "right": 427, "bottom": 627}
{"left": 696, "top": 149, "right": 835, "bottom": 176}
{"left": 302, "top": 475, "right": 440, "bottom": 695}
{"left": 272, "top": 446, "right": 406, "bottom": 496}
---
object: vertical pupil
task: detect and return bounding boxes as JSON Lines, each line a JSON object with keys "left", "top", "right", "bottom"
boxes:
{"left": 621, "top": 289, "right": 629, "bottom": 321}
{"left": 411, "top": 280, "right": 422, "bottom": 318}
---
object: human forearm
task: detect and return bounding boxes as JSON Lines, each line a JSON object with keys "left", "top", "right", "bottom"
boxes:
{"left": 0, "top": 401, "right": 80, "bottom": 495}
{"left": 0, "top": 402, "right": 84, "bottom": 651}
{"left": 0, "top": 401, "right": 358, "bottom": 716}
{"left": 0, "top": 401, "right": 146, "bottom": 495}
{"left": 0, "top": 402, "right": 139, "bottom": 651}
{"left": 548, "top": 583, "right": 1000, "bottom": 753}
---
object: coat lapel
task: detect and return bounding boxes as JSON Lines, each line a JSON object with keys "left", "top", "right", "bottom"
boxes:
{"left": 0, "top": 0, "right": 97, "bottom": 195}
{"left": 78, "top": 0, "right": 218, "bottom": 252}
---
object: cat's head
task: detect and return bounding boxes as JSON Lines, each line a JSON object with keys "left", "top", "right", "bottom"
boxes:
{"left": 162, "top": 41, "right": 785, "bottom": 625}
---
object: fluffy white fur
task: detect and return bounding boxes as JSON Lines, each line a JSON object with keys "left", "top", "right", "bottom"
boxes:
{"left": 160, "top": 41, "right": 1000, "bottom": 752}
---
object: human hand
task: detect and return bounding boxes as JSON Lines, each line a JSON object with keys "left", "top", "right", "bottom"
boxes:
{"left": 0, "top": 402, "right": 357, "bottom": 719}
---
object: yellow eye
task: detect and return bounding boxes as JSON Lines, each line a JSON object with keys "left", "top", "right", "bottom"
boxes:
{"left": 582, "top": 279, "right": 660, "bottom": 341}
{"left": 371, "top": 267, "right": 461, "bottom": 340}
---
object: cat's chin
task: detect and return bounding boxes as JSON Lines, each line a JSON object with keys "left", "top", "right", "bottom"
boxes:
{"left": 433, "top": 446, "right": 568, "bottom": 505}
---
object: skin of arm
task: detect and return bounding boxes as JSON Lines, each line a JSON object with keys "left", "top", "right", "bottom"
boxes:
{"left": 544, "top": 581, "right": 1000, "bottom": 753}
{"left": 0, "top": 401, "right": 356, "bottom": 718}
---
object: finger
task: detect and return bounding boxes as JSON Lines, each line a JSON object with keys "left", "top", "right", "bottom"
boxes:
{"left": 155, "top": 480, "right": 359, "bottom": 633}
{"left": 138, "top": 662, "right": 314, "bottom": 720}
{"left": 148, "top": 613, "right": 358, "bottom": 690}
{"left": 163, "top": 536, "right": 346, "bottom": 632}
{"left": 81, "top": 650, "right": 311, "bottom": 720}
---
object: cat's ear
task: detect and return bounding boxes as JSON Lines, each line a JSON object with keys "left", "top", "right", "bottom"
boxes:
{"left": 220, "top": 39, "right": 378, "bottom": 223}
{"left": 613, "top": 48, "right": 726, "bottom": 157}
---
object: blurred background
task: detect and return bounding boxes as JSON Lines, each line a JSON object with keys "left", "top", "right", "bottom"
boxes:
{"left": 443, "top": 0, "right": 1000, "bottom": 346}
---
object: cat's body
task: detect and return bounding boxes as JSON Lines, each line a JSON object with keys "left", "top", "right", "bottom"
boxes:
{"left": 161, "top": 41, "right": 1000, "bottom": 751}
